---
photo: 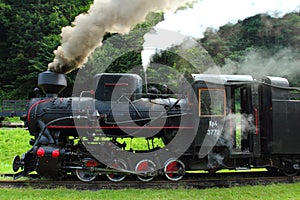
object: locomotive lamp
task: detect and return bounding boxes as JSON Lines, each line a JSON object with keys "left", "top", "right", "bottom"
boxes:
{"left": 38, "top": 70, "right": 67, "bottom": 97}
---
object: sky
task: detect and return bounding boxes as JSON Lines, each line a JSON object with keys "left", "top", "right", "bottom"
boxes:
{"left": 142, "top": 0, "right": 300, "bottom": 68}
{"left": 157, "top": 0, "right": 300, "bottom": 38}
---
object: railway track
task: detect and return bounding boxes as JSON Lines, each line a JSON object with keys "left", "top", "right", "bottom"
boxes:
{"left": 0, "top": 172, "right": 299, "bottom": 190}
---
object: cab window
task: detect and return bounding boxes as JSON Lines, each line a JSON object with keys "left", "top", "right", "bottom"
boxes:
{"left": 199, "top": 89, "right": 225, "bottom": 117}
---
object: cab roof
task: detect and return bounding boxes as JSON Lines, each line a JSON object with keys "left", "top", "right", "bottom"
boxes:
{"left": 191, "top": 74, "right": 255, "bottom": 84}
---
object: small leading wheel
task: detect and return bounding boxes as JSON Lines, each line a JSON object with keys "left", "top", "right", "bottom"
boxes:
{"left": 280, "top": 161, "right": 299, "bottom": 177}
{"left": 106, "top": 159, "right": 127, "bottom": 182}
{"left": 12, "top": 155, "right": 21, "bottom": 172}
{"left": 135, "top": 159, "right": 156, "bottom": 182}
{"left": 164, "top": 159, "right": 185, "bottom": 181}
{"left": 75, "top": 168, "right": 98, "bottom": 182}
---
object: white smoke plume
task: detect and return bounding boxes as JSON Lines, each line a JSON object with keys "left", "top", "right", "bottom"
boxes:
{"left": 48, "top": 0, "right": 197, "bottom": 74}
{"left": 141, "top": 0, "right": 300, "bottom": 71}
{"left": 204, "top": 48, "right": 300, "bottom": 79}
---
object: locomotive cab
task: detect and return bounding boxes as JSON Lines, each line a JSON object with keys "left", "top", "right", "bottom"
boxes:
{"left": 190, "top": 74, "right": 259, "bottom": 170}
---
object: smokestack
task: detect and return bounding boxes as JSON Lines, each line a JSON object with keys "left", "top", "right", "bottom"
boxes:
{"left": 38, "top": 70, "right": 67, "bottom": 97}
{"left": 47, "top": 0, "right": 197, "bottom": 74}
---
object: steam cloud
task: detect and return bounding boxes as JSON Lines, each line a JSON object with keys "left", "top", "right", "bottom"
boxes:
{"left": 207, "top": 113, "right": 256, "bottom": 168}
{"left": 48, "top": 0, "right": 197, "bottom": 74}
{"left": 141, "top": 0, "right": 300, "bottom": 74}
{"left": 204, "top": 48, "right": 300, "bottom": 79}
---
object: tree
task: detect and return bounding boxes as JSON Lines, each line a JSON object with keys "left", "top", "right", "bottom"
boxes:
{"left": 0, "top": 0, "right": 92, "bottom": 99}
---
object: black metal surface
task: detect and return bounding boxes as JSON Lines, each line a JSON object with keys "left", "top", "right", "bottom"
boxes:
{"left": 272, "top": 100, "right": 300, "bottom": 153}
{"left": 94, "top": 73, "right": 142, "bottom": 101}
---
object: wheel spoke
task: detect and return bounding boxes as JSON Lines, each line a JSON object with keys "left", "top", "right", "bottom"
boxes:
{"left": 106, "top": 159, "right": 127, "bottom": 182}
{"left": 75, "top": 168, "right": 98, "bottom": 182}
{"left": 75, "top": 158, "right": 99, "bottom": 182}
{"left": 135, "top": 159, "right": 156, "bottom": 182}
{"left": 164, "top": 159, "right": 185, "bottom": 181}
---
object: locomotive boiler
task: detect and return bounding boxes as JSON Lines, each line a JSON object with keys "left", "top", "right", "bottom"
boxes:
{"left": 12, "top": 70, "right": 300, "bottom": 182}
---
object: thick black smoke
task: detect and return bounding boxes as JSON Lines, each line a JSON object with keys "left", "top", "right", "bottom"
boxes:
{"left": 48, "top": 0, "right": 197, "bottom": 74}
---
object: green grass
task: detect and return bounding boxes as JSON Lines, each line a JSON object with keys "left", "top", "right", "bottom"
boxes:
{"left": 0, "top": 128, "right": 32, "bottom": 173}
{"left": 1, "top": 116, "right": 22, "bottom": 122}
{"left": 117, "top": 137, "right": 164, "bottom": 150}
{"left": 0, "top": 182, "right": 300, "bottom": 199}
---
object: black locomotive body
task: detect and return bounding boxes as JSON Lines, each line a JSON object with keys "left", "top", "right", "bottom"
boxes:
{"left": 12, "top": 70, "right": 300, "bottom": 182}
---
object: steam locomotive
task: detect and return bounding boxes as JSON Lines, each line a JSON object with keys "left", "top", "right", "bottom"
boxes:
{"left": 12, "top": 70, "right": 300, "bottom": 182}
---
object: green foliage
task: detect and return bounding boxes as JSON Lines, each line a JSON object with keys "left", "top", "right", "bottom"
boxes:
{"left": 201, "top": 12, "right": 300, "bottom": 67}
{"left": 1, "top": 2, "right": 300, "bottom": 100}
{"left": 151, "top": 12, "right": 300, "bottom": 87}
{"left": 0, "top": 0, "right": 93, "bottom": 100}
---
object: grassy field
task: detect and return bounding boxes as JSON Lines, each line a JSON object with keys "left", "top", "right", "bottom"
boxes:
{"left": 0, "top": 183, "right": 300, "bottom": 200}
{"left": 1, "top": 116, "right": 23, "bottom": 122}
{"left": 0, "top": 128, "right": 31, "bottom": 173}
